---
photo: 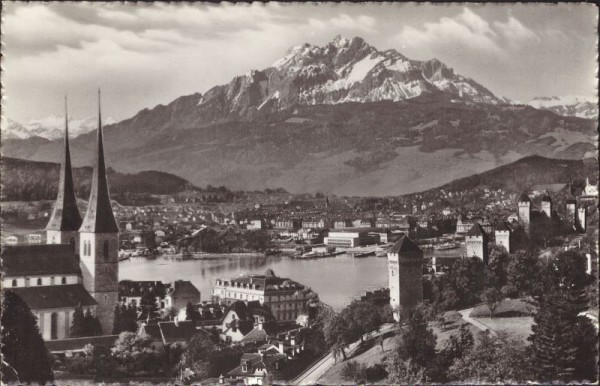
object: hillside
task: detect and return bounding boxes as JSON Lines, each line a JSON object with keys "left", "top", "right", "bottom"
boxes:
{"left": 1, "top": 157, "right": 197, "bottom": 203}
{"left": 423, "top": 155, "right": 598, "bottom": 194}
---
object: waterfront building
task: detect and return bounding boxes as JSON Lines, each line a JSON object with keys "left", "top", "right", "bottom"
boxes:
{"left": 387, "top": 236, "right": 423, "bottom": 321}
{"left": 212, "top": 269, "right": 313, "bottom": 323}
{"left": 274, "top": 219, "right": 302, "bottom": 230}
{"left": 324, "top": 230, "right": 370, "bottom": 247}
{"left": 466, "top": 223, "right": 489, "bottom": 263}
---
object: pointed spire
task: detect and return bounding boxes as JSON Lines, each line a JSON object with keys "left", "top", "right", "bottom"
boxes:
{"left": 80, "top": 90, "right": 119, "bottom": 233}
{"left": 46, "top": 96, "right": 83, "bottom": 231}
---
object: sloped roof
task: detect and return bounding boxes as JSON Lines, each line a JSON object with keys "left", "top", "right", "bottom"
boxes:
{"left": 227, "top": 352, "right": 286, "bottom": 377}
{"left": 518, "top": 192, "right": 531, "bottom": 203}
{"left": 466, "top": 223, "right": 487, "bottom": 237}
{"left": 2, "top": 244, "right": 81, "bottom": 276}
{"left": 169, "top": 280, "right": 200, "bottom": 298}
{"left": 241, "top": 327, "right": 268, "bottom": 343}
{"left": 6, "top": 285, "right": 96, "bottom": 310}
{"left": 495, "top": 221, "right": 512, "bottom": 232}
{"left": 45, "top": 335, "right": 119, "bottom": 353}
{"left": 159, "top": 320, "right": 196, "bottom": 344}
{"left": 389, "top": 235, "right": 421, "bottom": 254}
{"left": 118, "top": 280, "right": 166, "bottom": 298}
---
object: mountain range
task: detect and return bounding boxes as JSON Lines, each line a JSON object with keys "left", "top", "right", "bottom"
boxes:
{"left": 1, "top": 36, "right": 597, "bottom": 196}
{"left": 528, "top": 95, "right": 598, "bottom": 120}
{"left": 1, "top": 115, "right": 116, "bottom": 140}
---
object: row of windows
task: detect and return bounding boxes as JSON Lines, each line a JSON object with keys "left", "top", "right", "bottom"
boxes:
{"left": 11, "top": 277, "right": 68, "bottom": 287}
{"left": 82, "top": 240, "right": 110, "bottom": 258}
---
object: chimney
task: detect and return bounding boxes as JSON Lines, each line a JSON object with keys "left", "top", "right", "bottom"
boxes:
{"left": 219, "top": 374, "right": 224, "bottom": 384}
{"left": 279, "top": 342, "right": 284, "bottom": 353}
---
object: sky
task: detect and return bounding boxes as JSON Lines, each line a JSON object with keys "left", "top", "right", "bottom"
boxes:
{"left": 2, "top": 2, "right": 598, "bottom": 123}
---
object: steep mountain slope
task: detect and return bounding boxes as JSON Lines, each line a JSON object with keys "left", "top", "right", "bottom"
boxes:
{"left": 2, "top": 36, "right": 597, "bottom": 196}
{"left": 529, "top": 96, "right": 598, "bottom": 120}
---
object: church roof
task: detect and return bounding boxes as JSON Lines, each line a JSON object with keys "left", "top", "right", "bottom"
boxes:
{"left": 6, "top": 285, "right": 96, "bottom": 310}
{"left": 466, "top": 223, "right": 487, "bottom": 237}
{"left": 518, "top": 192, "right": 531, "bottom": 203}
{"left": 389, "top": 235, "right": 421, "bottom": 254}
{"left": 495, "top": 221, "right": 512, "bottom": 232}
{"left": 80, "top": 91, "right": 119, "bottom": 234}
{"left": 46, "top": 97, "right": 82, "bottom": 232}
{"left": 2, "top": 244, "right": 81, "bottom": 277}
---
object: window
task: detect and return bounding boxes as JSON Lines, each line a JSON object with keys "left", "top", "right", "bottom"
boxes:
{"left": 62, "top": 277, "right": 67, "bottom": 284}
{"left": 25, "top": 278, "right": 30, "bottom": 287}
{"left": 50, "top": 312, "right": 58, "bottom": 340}
{"left": 11, "top": 279, "right": 17, "bottom": 287}
{"left": 103, "top": 240, "right": 109, "bottom": 259}
{"left": 51, "top": 277, "right": 55, "bottom": 285}
{"left": 37, "top": 278, "right": 42, "bottom": 286}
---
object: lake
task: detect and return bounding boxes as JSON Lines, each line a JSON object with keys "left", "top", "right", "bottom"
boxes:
{"left": 119, "top": 254, "right": 390, "bottom": 310}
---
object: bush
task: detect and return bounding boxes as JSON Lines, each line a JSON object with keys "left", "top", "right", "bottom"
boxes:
{"left": 341, "top": 360, "right": 364, "bottom": 381}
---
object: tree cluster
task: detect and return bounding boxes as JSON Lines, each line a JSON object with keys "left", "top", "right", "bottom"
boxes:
{"left": 113, "top": 304, "right": 139, "bottom": 335}
{"left": 70, "top": 306, "right": 103, "bottom": 338}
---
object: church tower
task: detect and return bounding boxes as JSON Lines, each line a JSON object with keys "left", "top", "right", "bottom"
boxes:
{"left": 46, "top": 96, "right": 82, "bottom": 251}
{"left": 79, "top": 90, "right": 119, "bottom": 334}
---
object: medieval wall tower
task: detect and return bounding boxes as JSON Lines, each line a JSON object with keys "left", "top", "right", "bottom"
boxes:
{"left": 518, "top": 192, "right": 531, "bottom": 232}
{"left": 466, "top": 223, "right": 489, "bottom": 264}
{"left": 577, "top": 206, "right": 587, "bottom": 232}
{"left": 494, "top": 222, "right": 511, "bottom": 253}
{"left": 46, "top": 97, "right": 82, "bottom": 252}
{"left": 541, "top": 192, "right": 552, "bottom": 219}
{"left": 79, "top": 91, "right": 119, "bottom": 334}
{"left": 388, "top": 236, "right": 423, "bottom": 321}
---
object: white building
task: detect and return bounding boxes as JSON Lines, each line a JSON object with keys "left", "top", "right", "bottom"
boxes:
{"left": 324, "top": 230, "right": 370, "bottom": 247}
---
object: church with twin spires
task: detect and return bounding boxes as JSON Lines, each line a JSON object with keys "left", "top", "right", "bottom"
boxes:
{"left": 2, "top": 92, "right": 119, "bottom": 340}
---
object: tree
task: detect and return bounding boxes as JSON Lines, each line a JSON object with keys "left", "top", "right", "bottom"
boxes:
{"left": 483, "top": 288, "right": 503, "bottom": 318}
{"left": 506, "top": 248, "right": 542, "bottom": 297}
{"left": 529, "top": 250, "right": 596, "bottom": 383}
{"left": 432, "top": 257, "right": 484, "bottom": 310}
{"left": 342, "top": 299, "right": 382, "bottom": 343}
{"left": 1, "top": 290, "right": 54, "bottom": 384}
{"left": 84, "top": 308, "right": 103, "bottom": 336}
{"left": 323, "top": 313, "right": 350, "bottom": 362}
{"left": 436, "top": 323, "right": 474, "bottom": 376}
{"left": 392, "top": 307, "right": 437, "bottom": 370}
{"left": 140, "top": 290, "right": 159, "bottom": 319}
{"left": 385, "top": 357, "right": 428, "bottom": 384}
{"left": 177, "top": 332, "right": 217, "bottom": 379}
{"left": 185, "top": 302, "right": 201, "bottom": 324}
{"left": 448, "top": 331, "right": 532, "bottom": 383}
{"left": 70, "top": 305, "right": 86, "bottom": 338}
{"left": 112, "top": 331, "right": 163, "bottom": 376}
{"left": 486, "top": 244, "right": 510, "bottom": 290}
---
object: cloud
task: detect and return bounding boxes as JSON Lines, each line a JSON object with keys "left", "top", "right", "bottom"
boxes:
{"left": 329, "top": 14, "right": 377, "bottom": 33}
{"left": 394, "top": 8, "right": 538, "bottom": 59}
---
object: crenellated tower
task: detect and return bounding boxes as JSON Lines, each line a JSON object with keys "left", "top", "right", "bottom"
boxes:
{"left": 46, "top": 96, "right": 82, "bottom": 251}
{"left": 79, "top": 90, "right": 119, "bottom": 334}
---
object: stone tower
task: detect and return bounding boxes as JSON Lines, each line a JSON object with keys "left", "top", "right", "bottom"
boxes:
{"left": 494, "top": 222, "right": 511, "bottom": 253}
{"left": 541, "top": 192, "right": 552, "bottom": 219}
{"left": 566, "top": 196, "right": 577, "bottom": 230}
{"left": 79, "top": 90, "right": 119, "bottom": 334}
{"left": 46, "top": 96, "right": 82, "bottom": 251}
{"left": 517, "top": 192, "right": 531, "bottom": 232}
{"left": 577, "top": 206, "right": 586, "bottom": 232}
{"left": 466, "top": 223, "right": 489, "bottom": 264}
{"left": 388, "top": 236, "right": 423, "bottom": 321}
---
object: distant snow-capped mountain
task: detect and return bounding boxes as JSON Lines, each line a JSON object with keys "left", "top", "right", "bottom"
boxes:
{"left": 1, "top": 115, "right": 116, "bottom": 140}
{"left": 528, "top": 96, "right": 598, "bottom": 120}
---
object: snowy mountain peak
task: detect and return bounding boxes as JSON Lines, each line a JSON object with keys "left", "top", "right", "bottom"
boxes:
{"left": 528, "top": 95, "right": 598, "bottom": 119}
{"left": 2, "top": 115, "right": 117, "bottom": 140}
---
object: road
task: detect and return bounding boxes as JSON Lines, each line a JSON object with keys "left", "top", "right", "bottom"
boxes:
{"left": 458, "top": 307, "right": 498, "bottom": 336}
{"left": 291, "top": 323, "right": 398, "bottom": 385}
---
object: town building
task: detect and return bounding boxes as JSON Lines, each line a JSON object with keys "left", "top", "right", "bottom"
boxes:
{"left": 137, "top": 319, "right": 197, "bottom": 349}
{"left": 1, "top": 95, "right": 119, "bottom": 338}
{"left": 166, "top": 280, "right": 201, "bottom": 310}
{"left": 466, "top": 223, "right": 489, "bottom": 263}
{"left": 387, "top": 236, "right": 423, "bottom": 321}
{"left": 212, "top": 269, "right": 313, "bottom": 323}
{"left": 226, "top": 350, "right": 286, "bottom": 385}
{"left": 219, "top": 300, "right": 276, "bottom": 343}
{"left": 324, "top": 230, "right": 370, "bottom": 247}
{"left": 583, "top": 178, "right": 598, "bottom": 197}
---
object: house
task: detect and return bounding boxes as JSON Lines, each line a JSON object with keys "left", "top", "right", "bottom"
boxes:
{"left": 226, "top": 351, "right": 286, "bottom": 385}
{"left": 176, "top": 301, "right": 225, "bottom": 329}
{"left": 166, "top": 280, "right": 201, "bottom": 311}
{"left": 219, "top": 300, "right": 277, "bottom": 343}
{"left": 137, "top": 319, "right": 197, "bottom": 349}
{"left": 118, "top": 280, "right": 168, "bottom": 309}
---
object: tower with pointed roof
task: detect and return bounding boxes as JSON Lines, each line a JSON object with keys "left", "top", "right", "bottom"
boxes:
{"left": 541, "top": 191, "right": 552, "bottom": 219}
{"left": 517, "top": 192, "right": 531, "bottom": 231}
{"left": 466, "top": 223, "right": 489, "bottom": 263}
{"left": 387, "top": 235, "right": 423, "bottom": 321}
{"left": 79, "top": 90, "right": 119, "bottom": 334}
{"left": 46, "top": 97, "right": 82, "bottom": 251}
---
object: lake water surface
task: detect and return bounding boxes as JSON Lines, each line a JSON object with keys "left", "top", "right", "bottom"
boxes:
{"left": 119, "top": 254, "right": 390, "bottom": 310}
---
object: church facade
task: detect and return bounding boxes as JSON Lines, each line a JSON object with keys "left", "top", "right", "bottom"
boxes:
{"left": 2, "top": 94, "right": 119, "bottom": 339}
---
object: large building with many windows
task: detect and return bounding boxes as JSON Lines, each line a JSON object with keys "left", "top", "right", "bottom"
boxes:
{"left": 212, "top": 269, "right": 315, "bottom": 323}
